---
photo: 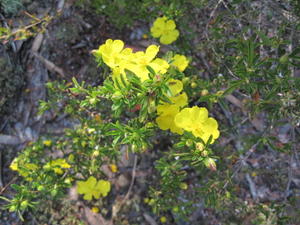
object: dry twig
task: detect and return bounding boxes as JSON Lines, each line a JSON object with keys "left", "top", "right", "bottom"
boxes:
{"left": 32, "top": 52, "right": 66, "bottom": 77}
{"left": 112, "top": 155, "right": 138, "bottom": 218}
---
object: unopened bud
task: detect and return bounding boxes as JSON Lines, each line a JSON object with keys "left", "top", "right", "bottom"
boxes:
{"left": 186, "top": 139, "right": 193, "bottom": 147}
{"left": 179, "top": 182, "right": 188, "bottom": 190}
{"left": 93, "top": 150, "right": 100, "bottom": 157}
{"left": 196, "top": 142, "right": 204, "bottom": 151}
{"left": 279, "top": 54, "right": 289, "bottom": 64}
{"left": 191, "top": 82, "right": 197, "bottom": 88}
{"left": 204, "top": 158, "right": 217, "bottom": 171}
{"left": 201, "top": 89, "right": 209, "bottom": 96}
{"left": 20, "top": 200, "right": 29, "bottom": 210}
{"left": 182, "top": 77, "right": 190, "bottom": 84}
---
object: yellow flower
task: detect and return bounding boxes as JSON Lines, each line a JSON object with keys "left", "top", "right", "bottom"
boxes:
{"left": 126, "top": 45, "right": 169, "bottom": 81}
{"left": 11, "top": 159, "right": 38, "bottom": 180}
{"left": 156, "top": 78, "right": 188, "bottom": 135}
{"left": 148, "top": 58, "right": 169, "bottom": 75}
{"left": 179, "top": 182, "right": 188, "bottom": 190}
{"left": 43, "top": 140, "right": 52, "bottom": 147}
{"left": 51, "top": 158, "right": 71, "bottom": 168}
{"left": 43, "top": 158, "right": 71, "bottom": 175}
{"left": 10, "top": 158, "right": 18, "bottom": 171}
{"left": 77, "top": 176, "right": 111, "bottom": 200}
{"left": 156, "top": 105, "right": 183, "bottom": 134}
{"left": 151, "top": 17, "right": 179, "bottom": 45}
{"left": 172, "top": 54, "right": 189, "bottom": 72}
{"left": 94, "top": 39, "right": 170, "bottom": 84}
{"left": 91, "top": 207, "right": 99, "bottom": 213}
{"left": 169, "top": 92, "right": 188, "bottom": 108}
{"left": 174, "top": 106, "right": 220, "bottom": 143}
{"left": 160, "top": 216, "right": 167, "bottom": 223}
{"left": 167, "top": 79, "right": 183, "bottom": 96}
{"left": 156, "top": 94, "right": 187, "bottom": 135}
{"left": 110, "top": 164, "right": 118, "bottom": 173}
{"left": 93, "top": 39, "right": 125, "bottom": 69}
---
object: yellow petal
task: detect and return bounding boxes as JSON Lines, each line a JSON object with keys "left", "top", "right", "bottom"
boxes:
{"left": 77, "top": 181, "right": 87, "bottom": 194}
{"left": 86, "top": 176, "right": 97, "bottom": 187}
{"left": 190, "top": 107, "right": 208, "bottom": 124}
{"left": 151, "top": 17, "right": 166, "bottom": 37}
{"left": 172, "top": 54, "right": 189, "bottom": 72}
{"left": 165, "top": 20, "right": 176, "bottom": 30}
{"left": 145, "top": 45, "right": 159, "bottom": 61}
{"left": 83, "top": 193, "right": 93, "bottom": 201}
{"left": 174, "top": 108, "right": 194, "bottom": 131}
{"left": 112, "top": 40, "right": 124, "bottom": 53}
{"left": 157, "top": 104, "right": 178, "bottom": 116}
{"left": 97, "top": 180, "right": 111, "bottom": 197}
{"left": 53, "top": 168, "right": 63, "bottom": 175}
{"left": 149, "top": 58, "right": 169, "bottom": 74}
{"left": 167, "top": 79, "right": 183, "bottom": 96}
{"left": 92, "top": 207, "right": 99, "bottom": 213}
{"left": 202, "top": 117, "right": 219, "bottom": 133}
{"left": 10, "top": 158, "right": 19, "bottom": 171}
{"left": 160, "top": 29, "right": 179, "bottom": 45}
{"left": 170, "top": 92, "right": 188, "bottom": 108}
{"left": 156, "top": 115, "right": 174, "bottom": 130}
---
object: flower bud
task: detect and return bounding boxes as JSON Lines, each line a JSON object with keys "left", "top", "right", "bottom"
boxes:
{"left": 9, "top": 205, "right": 17, "bottom": 212}
{"left": 148, "top": 99, "right": 156, "bottom": 114}
{"left": 145, "top": 122, "right": 154, "bottom": 128}
{"left": 201, "top": 89, "right": 209, "bottom": 96}
{"left": 51, "top": 189, "right": 58, "bottom": 197}
{"left": 81, "top": 141, "right": 87, "bottom": 147}
{"left": 20, "top": 200, "right": 29, "bottom": 210}
{"left": 110, "top": 164, "right": 118, "bottom": 173}
{"left": 148, "top": 199, "right": 155, "bottom": 205}
{"left": 185, "top": 139, "right": 193, "bottom": 147}
{"left": 160, "top": 216, "right": 167, "bottom": 223}
{"left": 179, "top": 182, "right": 188, "bottom": 190}
{"left": 89, "top": 97, "right": 97, "bottom": 104}
{"left": 172, "top": 206, "right": 179, "bottom": 212}
{"left": 144, "top": 198, "right": 150, "bottom": 203}
{"left": 43, "top": 140, "right": 52, "bottom": 147}
{"left": 196, "top": 142, "right": 204, "bottom": 151}
{"left": 216, "top": 90, "right": 224, "bottom": 97}
{"left": 182, "top": 77, "right": 190, "bottom": 84}
{"left": 191, "top": 82, "right": 197, "bottom": 88}
{"left": 37, "top": 185, "right": 45, "bottom": 191}
{"left": 93, "top": 150, "right": 100, "bottom": 157}
{"left": 204, "top": 158, "right": 217, "bottom": 171}
{"left": 279, "top": 54, "right": 289, "bottom": 64}
{"left": 92, "top": 207, "right": 99, "bottom": 213}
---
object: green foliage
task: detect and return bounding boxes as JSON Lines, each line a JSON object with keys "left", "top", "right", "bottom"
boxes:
{"left": 76, "top": 0, "right": 207, "bottom": 29}
{"left": 0, "top": 0, "right": 23, "bottom": 15}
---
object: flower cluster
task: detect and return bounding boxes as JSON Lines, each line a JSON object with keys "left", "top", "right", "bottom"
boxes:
{"left": 156, "top": 81, "right": 219, "bottom": 144}
{"left": 172, "top": 54, "right": 189, "bottom": 72}
{"left": 157, "top": 103, "right": 219, "bottom": 144}
{"left": 93, "top": 39, "right": 169, "bottom": 84}
{"left": 93, "top": 39, "right": 218, "bottom": 144}
{"left": 156, "top": 79, "right": 188, "bottom": 134}
{"left": 77, "top": 176, "right": 111, "bottom": 200}
{"left": 175, "top": 106, "right": 220, "bottom": 143}
{"left": 151, "top": 16, "right": 179, "bottom": 45}
{"left": 43, "top": 158, "right": 71, "bottom": 175}
{"left": 10, "top": 158, "right": 38, "bottom": 181}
